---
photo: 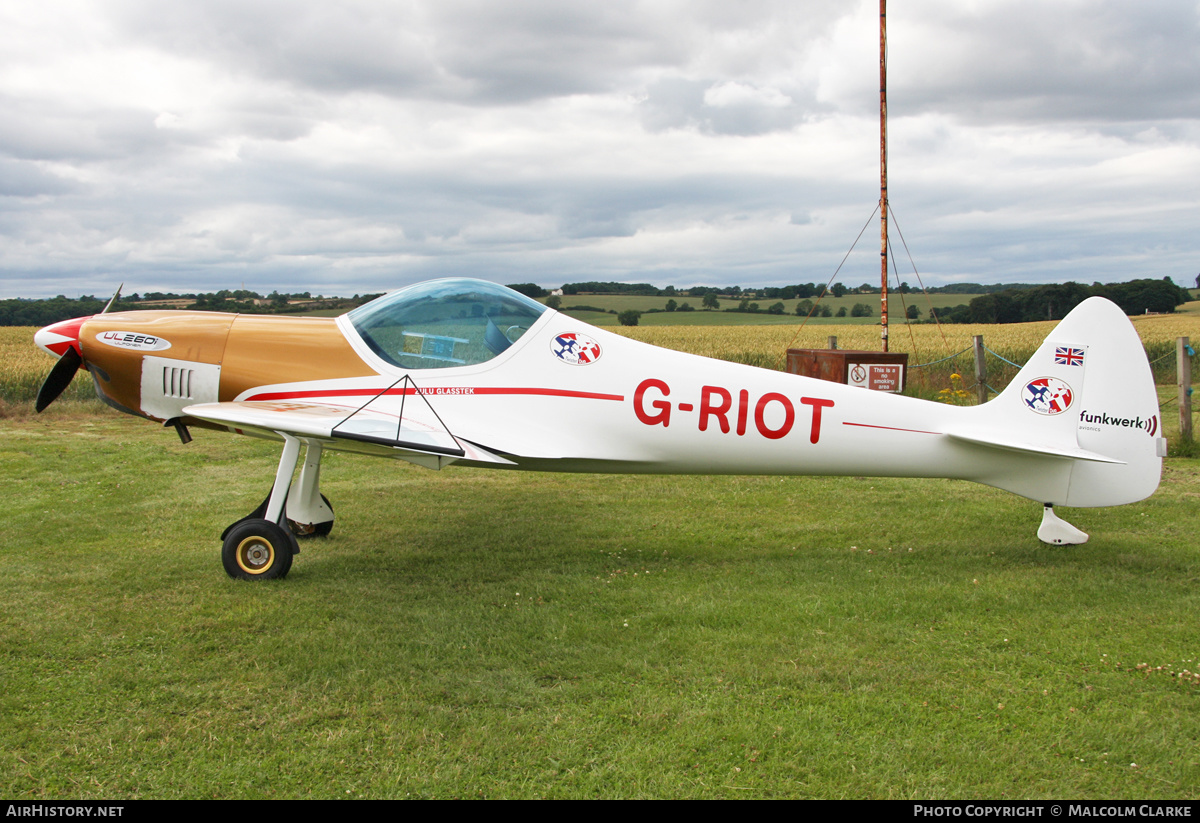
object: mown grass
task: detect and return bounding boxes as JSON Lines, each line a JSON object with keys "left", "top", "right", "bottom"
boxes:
{"left": 1, "top": 413, "right": 1199, "bottom": 799}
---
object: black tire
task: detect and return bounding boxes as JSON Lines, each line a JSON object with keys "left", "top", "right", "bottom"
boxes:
{"left": 222, "top": 519, "right": 296, "bottom": 580}
{"left": 289, "top": 494, "right": 334, "bottom": 539}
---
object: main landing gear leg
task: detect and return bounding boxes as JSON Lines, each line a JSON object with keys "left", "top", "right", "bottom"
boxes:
{"left": 219, "top": 437, "right": 337, "bottom": 580}
{"left": 221, "top": 433, "right": 309, "bottom": 580}
{"left": 1037, "top": 504, "right": 1089, "bottom": 545}
{"left": 285, "top": 439, "right": 335, "bottom": 538}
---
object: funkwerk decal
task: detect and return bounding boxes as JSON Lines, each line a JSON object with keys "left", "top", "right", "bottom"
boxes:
{"left": 1080, "top": 410, "right": 1159, "bottom": 436}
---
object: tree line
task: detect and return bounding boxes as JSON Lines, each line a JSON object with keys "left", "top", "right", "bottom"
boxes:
{"left": 0, "top": 290, "right": 382, "bottom": 327}
{"left": 5, "top": 276, "right": 1190, "bottom": 327}
{"left": 929, "top": 278, "right": 1189, "bottom": 324}
{"left": 536, "top": 280, "right": 1064, "bottom": 300}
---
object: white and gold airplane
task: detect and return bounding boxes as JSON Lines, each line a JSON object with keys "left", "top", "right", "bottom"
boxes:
{"left": 34, "top": 279, "right": 1165, "bottom": 580}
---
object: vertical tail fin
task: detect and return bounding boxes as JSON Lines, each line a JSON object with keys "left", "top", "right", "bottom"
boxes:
{"left": 951, "top": 297, "right": 1163, "bottom": 507}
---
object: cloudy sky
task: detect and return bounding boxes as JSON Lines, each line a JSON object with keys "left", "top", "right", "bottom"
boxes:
{"left": 2, "top": 0, "right": 1198, "bottom": 298}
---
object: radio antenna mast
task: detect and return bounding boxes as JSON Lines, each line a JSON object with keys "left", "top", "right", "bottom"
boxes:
{"left": 879, "top": 0, "right": 889, "bottom": 352}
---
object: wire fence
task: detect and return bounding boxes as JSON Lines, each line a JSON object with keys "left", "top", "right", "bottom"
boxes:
{"left": 906, "top": 338, "right": 1186, "bottom": 402}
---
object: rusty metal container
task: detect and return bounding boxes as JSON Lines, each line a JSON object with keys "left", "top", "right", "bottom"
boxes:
{"left": 786, "top": 349, "right": 909, "bottom": 392}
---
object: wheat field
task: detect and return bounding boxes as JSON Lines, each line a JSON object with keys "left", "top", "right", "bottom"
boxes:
{"left": 616, "top": 312, "right": 1198, "bottom": 391}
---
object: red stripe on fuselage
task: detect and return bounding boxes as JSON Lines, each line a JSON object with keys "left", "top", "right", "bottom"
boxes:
{"left": 842, "top": 421, "right": 941, "bottom": 436}
{"left": 245, "top": 386, "right": 626, "bottom": 402}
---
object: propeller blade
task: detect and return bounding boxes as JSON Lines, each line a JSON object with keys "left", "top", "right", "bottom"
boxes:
{"left": 35, "top": 346, "right": 83, "bottom": 413}
{"left": 101, "top": 283, "right": 124, "bottom": 314}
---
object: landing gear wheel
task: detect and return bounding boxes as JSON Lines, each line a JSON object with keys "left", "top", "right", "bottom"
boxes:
{"left": 222, "top": 519, "right": 296, "bottom": 580}
{"left": 289, "top": 494, "right": 334, "bottom": 539}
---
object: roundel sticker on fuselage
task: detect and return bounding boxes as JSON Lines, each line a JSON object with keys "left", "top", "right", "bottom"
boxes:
{"left": 1022, "top": 376, "right": 1073, "bottom": 415}
{"left": 551, "top": 332, "right": 601, "bottom": 365}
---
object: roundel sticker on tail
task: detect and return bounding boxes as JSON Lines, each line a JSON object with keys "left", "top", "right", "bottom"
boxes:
{"left": 551, "top": 332, "right": 601, "bottom": 365}
{"left": 1023, "top": 377, "right": 1073, "bottom": 415}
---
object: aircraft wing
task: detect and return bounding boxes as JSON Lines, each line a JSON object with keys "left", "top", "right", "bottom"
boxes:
{"left": 183, "top": 400, "right": 515, "bottom": 468}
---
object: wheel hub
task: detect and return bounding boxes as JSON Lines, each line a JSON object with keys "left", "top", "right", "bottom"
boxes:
{"left": 236, "top": 537, "right": 274, "bottom": 573}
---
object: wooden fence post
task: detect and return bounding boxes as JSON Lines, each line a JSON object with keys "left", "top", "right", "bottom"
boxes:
{"left": 973, "top": 335, "right": 987, "bottom": 405}
{"left": 828, "top": 336, "right": 838, "bottom": 350}
{"left": 1179, "top": 337, "right": 1193, "bottom": 443}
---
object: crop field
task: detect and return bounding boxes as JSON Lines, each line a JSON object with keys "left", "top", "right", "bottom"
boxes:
{"left": 619, "top": 312, "right": 1200, "bottom": 395}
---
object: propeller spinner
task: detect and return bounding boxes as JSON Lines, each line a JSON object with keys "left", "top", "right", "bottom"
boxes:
{"left": 33, "top": 316, "right": 90, "bottom": 412}
{"left": 32, "top": 284, "right": 121, "bottom": 412}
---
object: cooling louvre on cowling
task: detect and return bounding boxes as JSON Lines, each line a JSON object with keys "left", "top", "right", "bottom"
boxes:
{"left": 140, "top": 356, "right": 221, "bottom": 420}
{"left": 162, "top": 365, "right": 194, "bottom": 399}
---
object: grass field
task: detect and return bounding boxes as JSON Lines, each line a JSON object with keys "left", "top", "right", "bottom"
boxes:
{"left": 2, "top": 305, "right": 1199, "bottom": 798}
{"left": 549, "top": 292, "right": 984, "bottom": 327}
{"left": 1, "top": 411, "right": 1198, "bottom": 799}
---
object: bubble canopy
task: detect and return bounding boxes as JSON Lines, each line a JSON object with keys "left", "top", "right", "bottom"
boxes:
{"left": 346, "top": 279, "right": 549, "bottom": 370}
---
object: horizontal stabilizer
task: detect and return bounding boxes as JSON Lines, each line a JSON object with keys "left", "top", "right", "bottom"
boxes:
{"left": 946, "top": 429, "right": 1125, "bottom": 465}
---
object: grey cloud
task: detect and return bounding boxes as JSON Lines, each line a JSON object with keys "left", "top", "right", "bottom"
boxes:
{"left": 638, "top": 78, "right": 709, "bottom": 131}
{"left": 893, "top": 0, "right": 1200, "bottom": 123}
{"left": 638, "top": 77, "right": 807, "bottom": 135}
{"left": 0, "top": 98, "right": 166, "bottom": 162}
{"left": 2, "top": 1, "right": 1198, "bottom": 298}
{"left": 113, "top": 0, "right": 847, "bottom": 104}
{"left": 422, "top": 1, "right": 690, "bottom": 102}
{"left": 112, "top": 0, "right": 689, "bottom": 103}
{"left": 111, "top": 0, "right": 446, "bottom": 95}
{"left": 0, "top": 159, "right": 77, "bottom": 198}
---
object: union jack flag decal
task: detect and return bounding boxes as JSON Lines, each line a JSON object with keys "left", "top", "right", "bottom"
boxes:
{"left": 1054, "top": 346, "right": 1085, "bottom": 367}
